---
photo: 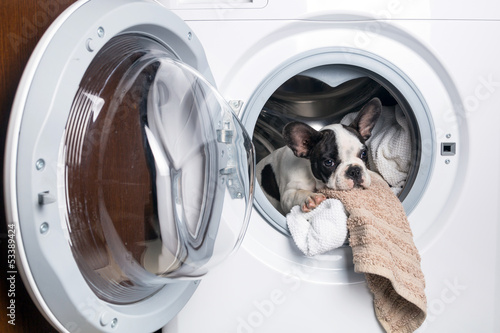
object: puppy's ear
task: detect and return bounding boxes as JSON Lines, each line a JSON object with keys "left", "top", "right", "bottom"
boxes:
{"left": 283, "top": 122, "right": 321, "bottom": 158}
{"left": 349, "top": 97, "right": 382, "bottom": 141}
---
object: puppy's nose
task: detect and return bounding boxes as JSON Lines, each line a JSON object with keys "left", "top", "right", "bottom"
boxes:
{"left": 346, "top": 165, "right": 362, "bottom": 183}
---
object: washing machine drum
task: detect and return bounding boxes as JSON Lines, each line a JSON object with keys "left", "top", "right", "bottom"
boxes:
{"left": 4, "top": 1, "right": 253, "bottom": 332}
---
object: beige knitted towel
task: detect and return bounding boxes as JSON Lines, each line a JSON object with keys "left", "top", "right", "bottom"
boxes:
{"left": 319, "top": 171, "right": 427, "bottom": 333}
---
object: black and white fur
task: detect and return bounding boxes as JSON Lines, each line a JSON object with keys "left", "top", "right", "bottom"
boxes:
{"left": 256, "top": 98, "right": 382, "bottom": 214}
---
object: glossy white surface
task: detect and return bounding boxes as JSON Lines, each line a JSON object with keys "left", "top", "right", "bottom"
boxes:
{"left": 165, "top": 2, "right": 500, "bottom": 332}
{"left": 164, "top": 0, "right": 500, "bottom": 20}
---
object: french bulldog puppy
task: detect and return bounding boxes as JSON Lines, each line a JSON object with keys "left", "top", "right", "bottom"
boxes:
{"left": 257, "top": 98, "right": 382, "bottom": 214}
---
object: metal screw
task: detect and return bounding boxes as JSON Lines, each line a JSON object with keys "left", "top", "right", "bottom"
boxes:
{"left": 97, "top": 27, "right": 105, "bottom": 38}
{"left": 446, "top": 134, "right": 451, "bottom": 139}
{"left": 187, "top": 31, "right": 193, "bottom": 40}
{"left": 110, "top": 318, "right": 118, "bottom": 329}
{"left": 445, "top": 159, "right": 451, "bottom": 164}
{"left": 36, "top": 159, "right": 45, "bottom": 171}
{"left": 40, "top": 222, "right": 49, "bottom": 235}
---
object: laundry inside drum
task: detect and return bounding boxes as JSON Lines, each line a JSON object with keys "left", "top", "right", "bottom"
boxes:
{"left": 253, "top": 68, "right": 421, "bottom": 219}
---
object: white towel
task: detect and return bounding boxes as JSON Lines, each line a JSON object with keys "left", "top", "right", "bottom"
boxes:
{"left": 342, "top": 105, "right": 411, "bottom": 195}
{"left": 286, "top": 199, "right": 348, "bottom": 256}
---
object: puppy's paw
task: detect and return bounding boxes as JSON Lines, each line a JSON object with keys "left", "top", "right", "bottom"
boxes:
{"left": 301, "top": 193, "right": 326, "bottom": 212}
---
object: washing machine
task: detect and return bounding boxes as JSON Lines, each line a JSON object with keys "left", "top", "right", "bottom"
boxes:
{"left": 4, "top": 0, "right": 500, "bottom": 332}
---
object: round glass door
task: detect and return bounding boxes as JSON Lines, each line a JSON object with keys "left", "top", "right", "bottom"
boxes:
{"left": 63, "top": 34, "right": 254, "bottom": 304}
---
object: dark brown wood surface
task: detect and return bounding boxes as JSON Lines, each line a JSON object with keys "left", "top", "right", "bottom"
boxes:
{"left": 1, "top": 1, "right": 77, "bottom": 332}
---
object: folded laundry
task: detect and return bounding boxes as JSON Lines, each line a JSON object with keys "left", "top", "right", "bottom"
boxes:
{"left": 319, "top": 171, "right": 426, "bottom": 333}
{"left": 286, "top": 198, "right": 348, "bottom": 256}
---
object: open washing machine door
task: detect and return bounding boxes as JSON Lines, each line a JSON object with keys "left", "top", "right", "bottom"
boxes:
{"left": 3, "top": 0, "right": 254, "bottom": 332}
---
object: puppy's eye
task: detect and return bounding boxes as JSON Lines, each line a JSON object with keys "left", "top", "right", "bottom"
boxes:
{"left": 360, "top": 149, "right": 367, "bottom": 160}
{"left": 323, "top": 159, "right": 334, "bottom": 167}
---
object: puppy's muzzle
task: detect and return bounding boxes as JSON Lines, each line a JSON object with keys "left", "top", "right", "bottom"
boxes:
{"left": 346, "top": 165, "right": 366, "bottom": 187}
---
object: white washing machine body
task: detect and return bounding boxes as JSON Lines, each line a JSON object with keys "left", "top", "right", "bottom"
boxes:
{"left": 162, "top": 1, "right": 500, "bottom": 332}
{"left": 4, "top": 0, "right": 500, "bottom": 332}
